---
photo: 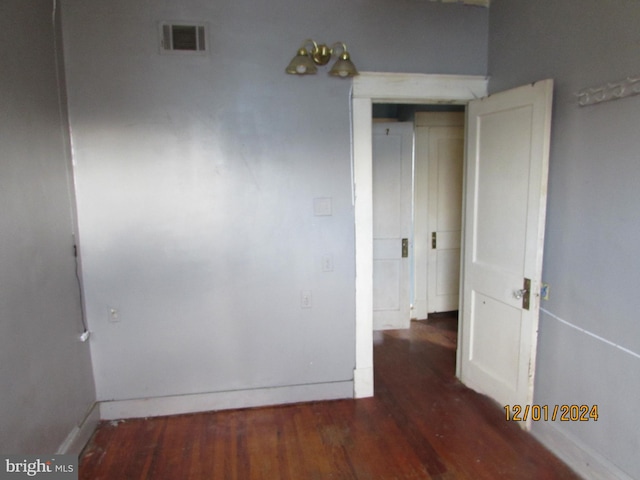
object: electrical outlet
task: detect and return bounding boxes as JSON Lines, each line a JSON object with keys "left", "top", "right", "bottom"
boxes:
{"left": 300, "top": 290, "right": 312, "bottom": 309}
{"left": 322, "top": 254, "right": 333, "bottom": 272}
{"left": 108, "top": 307, "right": 121, "bottom": 322}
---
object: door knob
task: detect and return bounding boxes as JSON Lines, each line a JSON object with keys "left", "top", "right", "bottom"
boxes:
{"left": 514, "top": 278, "right": 531, "bottom": 310}
{"left": 513, "top": 289, "right": 528, "bottom": 300}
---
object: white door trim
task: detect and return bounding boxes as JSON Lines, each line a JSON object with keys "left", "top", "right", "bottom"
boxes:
{"left": 352, "top": 73, "right": 488, "bottom": 398}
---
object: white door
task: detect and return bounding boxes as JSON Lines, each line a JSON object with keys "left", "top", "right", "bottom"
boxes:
{"left": 415, "top": 112, "right": 464, "bottom": 313}
{"left": 459, "top": 80, "right": 553, "bottom": 424}
{"left": 428, "top": 124, "right": 464, "bottom": 313}
{"left": 414, "top": 112, "right": 465, "bottom": 316}
{"left": 372, "top": 122, "right": 413, "bottom": 330}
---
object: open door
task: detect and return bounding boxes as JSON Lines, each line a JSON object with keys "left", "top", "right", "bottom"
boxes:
{"left": 459, "top": 80, "right": 553, "bottom": 427}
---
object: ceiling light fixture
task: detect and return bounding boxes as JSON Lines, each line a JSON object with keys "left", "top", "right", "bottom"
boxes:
{"left": 286, "top": 39, "right": 358, "bottom": 78}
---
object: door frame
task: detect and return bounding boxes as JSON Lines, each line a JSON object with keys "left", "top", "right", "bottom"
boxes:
{"left": 352, "top": 72, "right": 488, "bottom": 398}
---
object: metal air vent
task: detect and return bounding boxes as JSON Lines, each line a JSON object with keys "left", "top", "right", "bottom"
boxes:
{"left": 159, "top": 22, "right": 207, "bottom": 54}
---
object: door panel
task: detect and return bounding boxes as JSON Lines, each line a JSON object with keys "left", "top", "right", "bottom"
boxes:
{"left": 373, "top": 259, "right": 401, "bottom": 311}
{"left": 474, "top": 106, "right": 532, "bottom": 272}
{"left": 372, "top": 132, "right": 403, "bottom": 237}
{"left": 372, "top": 122, "right": 413, "bottom": 330}
{"left": 436, "top": 247, "right": 460, "bottom": 296}
{"left": 459, "top": 80, "right": 553, "bottom": 426}
{"left": 470, "top": 292, "right": 522, "bottom": 388}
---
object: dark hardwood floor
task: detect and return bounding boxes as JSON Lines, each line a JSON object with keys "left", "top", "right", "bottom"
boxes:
{"left": 80, "top": 315, "right": 580, "bottom": 479}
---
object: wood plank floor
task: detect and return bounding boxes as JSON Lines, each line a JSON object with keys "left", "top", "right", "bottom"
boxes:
{"left": 80, "top": 315, "right": 581, "bottom": 479}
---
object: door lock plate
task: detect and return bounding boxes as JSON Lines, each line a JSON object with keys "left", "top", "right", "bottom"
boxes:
{"left": 522, "top": 278, "right": 531, "bottom": 310}
{"left": 513, "top": 278, "right": 531, "bottom": 310}
{"left": 402, "top": 238, "right": 409, "bottom": 258}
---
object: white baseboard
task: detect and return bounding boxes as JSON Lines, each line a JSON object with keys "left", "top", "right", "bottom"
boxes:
{"left": 99, "top": 381, "right": 353, "bottom": 420}
{"left": 55, "top": 382, "right": 353, "bottom": 455}
{"left": 533, "top": 421, "right": 634, "bottom": 480}
{"left": 353, "top": 366, "right": 374, "bottom": 398}
{"left": 56, "top": 402, "right": 100, "bottom": 456}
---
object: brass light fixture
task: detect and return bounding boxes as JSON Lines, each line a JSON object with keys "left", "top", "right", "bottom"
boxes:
{"left": 286, "top": 39, "right": 358, "bottom": 78}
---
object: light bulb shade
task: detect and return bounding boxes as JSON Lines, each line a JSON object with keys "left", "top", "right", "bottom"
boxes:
{"left": 286, "top": 48, "right": 317, "bottom": 75}
{"left": 328, "top": 52, "right": 358, "bottom": 78}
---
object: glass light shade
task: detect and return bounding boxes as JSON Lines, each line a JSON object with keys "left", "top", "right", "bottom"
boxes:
{"left": 286, "top": 48, "right": 317, "bottom": 75}
{"left": 328, "top": 52, "right": 358, "bottom": 78}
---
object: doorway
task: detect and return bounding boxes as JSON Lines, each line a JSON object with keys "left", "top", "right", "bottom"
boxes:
{"left": 351, "top": 73, "right": 488, "bottom": 398}
{"left": 353, "top": 74, "right": 553, "bottom": 420}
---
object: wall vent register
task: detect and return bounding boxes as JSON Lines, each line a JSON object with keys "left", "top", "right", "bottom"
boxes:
{"left": 160, "top": 22, "right": 207, "bottom": 53}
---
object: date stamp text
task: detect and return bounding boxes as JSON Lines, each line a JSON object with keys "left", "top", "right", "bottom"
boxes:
{"left": 504, "top": 404, "right": 599, "bottom": 422}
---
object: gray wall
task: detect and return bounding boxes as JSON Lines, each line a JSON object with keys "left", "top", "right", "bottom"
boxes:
{"left": 59, "top": 0, "right": 487, "bottom": 403}
{"left": 489, "top": 1, "right": 640, "bottom": 477}
{"left": 0, "top": 1, "right": 96, "bottom": 453}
